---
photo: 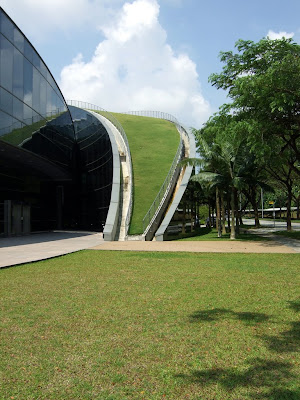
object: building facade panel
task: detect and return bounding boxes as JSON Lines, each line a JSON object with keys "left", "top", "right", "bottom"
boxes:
{"left": 0, "top": 7, "right": 114, "bottom": 236}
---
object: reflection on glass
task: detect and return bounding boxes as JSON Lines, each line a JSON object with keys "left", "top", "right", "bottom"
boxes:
{"left": 1, "top": 11, "right": 14, "bottom": 42}
{"left": 0, "top": 35, "right": 13, "bottom": 91}
{"left": 23, "top": 58, "right": 33, "bottom": 106}
{"left": 13, "top": 47, "right": 24, "bottom": 98}
{"left": 0, "top": 8, "right": 113, "bottom": 232}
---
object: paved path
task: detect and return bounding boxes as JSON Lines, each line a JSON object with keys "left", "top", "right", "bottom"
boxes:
{"left": 243, "top": 219, "right": 300, "bottom": 232}
{"left": 92, "top": 239, "right": 298, "bottom": 253}
{"left": 1, "top": 229, "right": 299, "bottom": 269}
{"left": 0, "top": 231, "right": 103, "bottom": 268}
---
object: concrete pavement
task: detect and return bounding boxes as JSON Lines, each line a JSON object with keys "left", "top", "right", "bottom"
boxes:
{"left": 0, "top": 231, "right": 103, "bottom": 268}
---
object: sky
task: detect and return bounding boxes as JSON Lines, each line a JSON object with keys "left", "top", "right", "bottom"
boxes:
{"left": 1, "top": 0, "right": 300, "bottom": 128}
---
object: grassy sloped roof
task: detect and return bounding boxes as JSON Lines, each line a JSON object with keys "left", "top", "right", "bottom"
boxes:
{"left": 113, "top": 113, "right": 180, "bottom": 234}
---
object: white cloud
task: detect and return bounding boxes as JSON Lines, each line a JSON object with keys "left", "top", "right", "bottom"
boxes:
{"left": 267, "top": 30, "right": 294, "bottom": 40}
{"left": 0, "top": 0, "right": 122, "bottom": 41}
{"left": 60, "top": 0, "right": 211, "bottom": 126}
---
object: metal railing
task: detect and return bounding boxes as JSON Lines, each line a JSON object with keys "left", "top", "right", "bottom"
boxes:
{"left": 142, "top": 136, "right": 184, "bottom": 233}
{"left": 137, "top": 111, "right": 189, "bottom": 235}
{"left": 67, "top": 100, "right": 133, "bottom": 233}
{"left": 122, "top": 110, "right": 179, "bottom": 124}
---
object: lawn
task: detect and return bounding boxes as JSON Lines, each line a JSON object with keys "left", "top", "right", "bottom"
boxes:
{"left": 112, "top": 113, "right": 180, "bottom": 234}
{"left": 168, "top": 227, "right": 270, "bottom": 241}
{"left": 274, "top": 230, "right": 300, "bottom": 241}
{"left": 1, "top": 250, "right": 300, "bottom": 399}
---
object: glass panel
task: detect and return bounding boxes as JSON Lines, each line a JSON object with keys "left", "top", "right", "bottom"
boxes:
{"left": 23, "top": 58, "right": 33, "bottom": 107}
{"left": 13, "top": 96, "right": 23, "bottom": 121}
{"left": 46, "top": 84, "right": 52, "bottom": 115}
{"left": 13, "top": 47, "right": 24, "bottom": 98}
{"left": 24, "top": 39, "right": 33, "bottom": 62}
{"left": 0, "top": 88, "right": 13, "bottom": 116}
{"left": 40, "top": 77, "right": 47, "bottom": 117}
{"left": 23, "top": 102, "right": 32, "bottom": 122}
{"left": 0, "top": 35, "right": 13, "bottom": 92}
{"left": 32, "top": 51, "right": 41, "bottom": 72}
{"left": 1, "top": 12, "right": 14, "bottom": 42}
{"left": 32, "top": 67, "right": 40, "bottom": 111}
{"left": 0, "top": 110, "right": 13, "bottom": 137}
{"left": 13, "top": 27, "right": 24, "bottom": 52}
{"left": 40, "top": 61, "right": 47, "bottom": 79}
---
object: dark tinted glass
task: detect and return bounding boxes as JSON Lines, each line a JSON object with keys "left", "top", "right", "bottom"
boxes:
{"left": 13, "top": 47, "right": 24, "bottom": 98}
{"left": 13, "top": 26, "right": 24, "bottom": 52}
{"left": 23, "top": 57, "right": 33, "bottom": 106}
{"left": 0, "top": 8, "right": 112, "bottom": 233}
{"left": 1, "top": 11, "right": 14, "bottom": 42}
{"left": 0, "top": 88, "right": 13, "bottom": 116}
{"left": 0, "top": 35, "right": 13, "bottom": 91}
{"left": 24, "top": 39, "right": 33, "bottom": 62}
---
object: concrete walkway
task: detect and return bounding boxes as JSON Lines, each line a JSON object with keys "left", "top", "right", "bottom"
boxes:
{"left": 92, "top": 239, "right": 298, "bottom": 253}
{"left": 0, "top": 231, "right": 103, "bottom": 268}
{"left": 1, "top": 230, "right": 299, "bottom": 269}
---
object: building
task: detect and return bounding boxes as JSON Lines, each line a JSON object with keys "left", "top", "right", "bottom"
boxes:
{"left": 0, "top": 7, "right": 194, "bottom": 241}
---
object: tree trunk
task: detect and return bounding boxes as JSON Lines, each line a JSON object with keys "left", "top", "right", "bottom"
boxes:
{"left": 230, "top": 189, "right": 236, "bottom": 240}
{"left": 227, "top": 194, "right": 231, "bottom": 230}
{"left": 297, "top": 196, "right": 300, "bottom": 220}
{"left": 250, "top": 189, "right": 260, "bottom": 228}
{"left": 191, "top": 203, "right": 194, "bottom": 232}
{"left": 221, "top": 190, "right": 227, "bottom": 234}
{"left": 216, "top": 187, "right": 222, "bottom": 237}
{"left": 234, "top": 189, "right": 240, "bottom": 235}
{"left": 182, "top": 203, "right": 186, "bottom": 234}
{"left": 287, "top": 187, "right": 292, "bottom": 231}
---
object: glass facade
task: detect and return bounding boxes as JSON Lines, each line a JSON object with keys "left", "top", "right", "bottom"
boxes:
{"left": 0, "top": 8, "right": 113, "bottom": 235}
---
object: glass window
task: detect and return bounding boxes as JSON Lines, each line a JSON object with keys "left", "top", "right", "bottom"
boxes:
{"left": 13, "top": 96, "right": 23, "bottom": 121}
{"left": 40, "top": 61, "right": 47, "bottom": 79}
{"left": 0, "top": 110, "right": 13, "bottom": 137}
{"left": 13, "top": 47, "right": 24, "bottom": 99}
{"left": 0, "top": 35, "right": 13, "bottom": 92}
{"left": 13, "top": 27, "right": 24, "bottom": 53}
{"left": 24, "top": 39, "right": 33, "bottom": 62}
{"left": 32, "top": 51, "right": 41, "bottom": 72}
{"left": 23, "top": 58, "right": 33, "bottom": 107}
{"left": 23, "top": 102, "right": 32, "bottom": 122}
{"left": 0, "top": 88, "right": 13, "bottom": 116}
{"left": 1, "top": 12, "right": 14, "bottom": 42}
{"left": 40, "top": 77, "right": 47, "bottom": 117}
{"left": 32, "top": 67, "right": 40, "bottom": 111}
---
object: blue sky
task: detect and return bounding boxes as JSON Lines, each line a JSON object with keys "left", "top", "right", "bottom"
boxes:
{"left": 1, "top": 0, "right": 299, "bottom": 127}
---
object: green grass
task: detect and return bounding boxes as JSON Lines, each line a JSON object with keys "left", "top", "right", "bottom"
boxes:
{"left": 1, "top": 250, "right": 300, "bottom": 399}
{"left": 112, "top": 113, "right": 180, "bottom": 234}
{"left": 274, "top": 230, "right": 300, "bottom": 240}
{"left": 168, "top": 227, "right": 270, "bottom": 241}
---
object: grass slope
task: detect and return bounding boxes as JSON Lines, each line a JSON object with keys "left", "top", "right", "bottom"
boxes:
{"left": 112, "top": 113, "right": 179, "bottom": 234}
{"left": 1, "top": 251, "right": 300, "bottom": 399}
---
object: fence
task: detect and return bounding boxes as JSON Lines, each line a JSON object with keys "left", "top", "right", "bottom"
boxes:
{"left": 122, "top": 110, "right": 179, "bottom": 124}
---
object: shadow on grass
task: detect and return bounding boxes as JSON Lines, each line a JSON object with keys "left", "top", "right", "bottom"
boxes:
{"left": 182, "top": 302, "right": 300, "bottom": 398}
{"left": 288, "top": 300, "right": 300, "bottom": 312}
{"left": 260, "top": 321, "right": 300, "bottom": 353}
{"left": 190, "top": 308, "right": 270, "bottom": 325}
{"left": 176, "top": 358, "right": 299, "bottom": 399}
{"left": 258, "top": 300, "right": 300, "bottom": 354}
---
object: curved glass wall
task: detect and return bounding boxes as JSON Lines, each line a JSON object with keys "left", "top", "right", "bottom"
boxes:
{"left": 0, "top": 8, "right": 75, "bottom": 164}
{"left": 0, "top": 8, "right": 113, "bottom": 235}
{"left": 69, "top": 106, "right": 113, "bottom": 230}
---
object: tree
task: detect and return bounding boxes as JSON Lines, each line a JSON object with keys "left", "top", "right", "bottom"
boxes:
{"left": 209, "top": 38, "right": 300, "bottom": 176}
{"left": 190, "top": 112, "right": 261, "bottom": 239}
